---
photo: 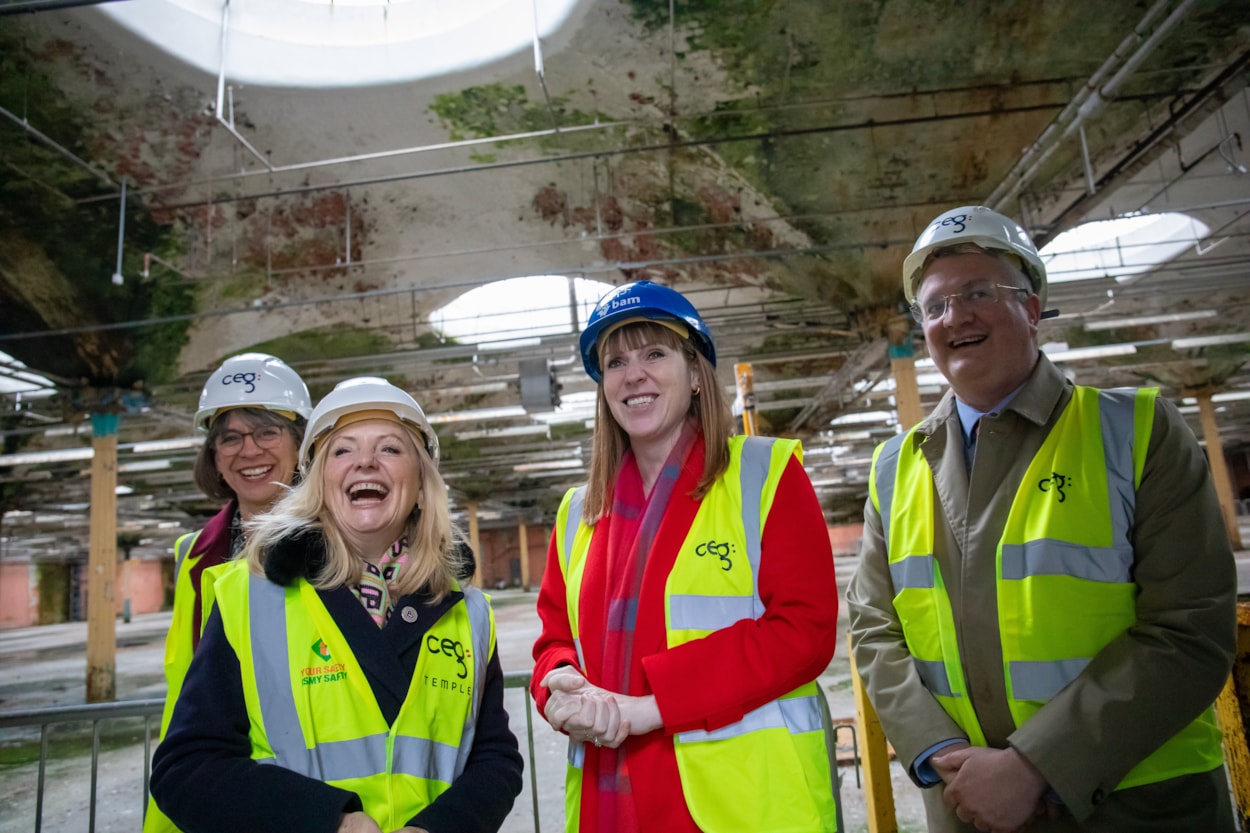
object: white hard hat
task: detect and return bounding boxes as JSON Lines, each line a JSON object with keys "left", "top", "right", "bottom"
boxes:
{"left": 194, "top": 353, "right": 312, "bottom": 432}
{"left": 903, "top": 205, "right": 1048, "bottom": 310}
{"left": 299, "top": 376, "right": 440, "bottom": 471}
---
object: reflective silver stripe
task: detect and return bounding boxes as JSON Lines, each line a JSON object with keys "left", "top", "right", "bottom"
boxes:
{"left": 455, "top": 586, "right": 491, "bottom": 778}
{"left": 1000, "top": 539, "right": 1133, "bottom": 583}
{"left": 888, "top": 553, "right": 935, "bottom": 591}
{"left": 669, "top": 594, "right": 755, "bottom": 630}
{"left": 739, "top": 436, "right": 775, "bottom": 619}
{"left": 676, "top": 694, "right": 822, "bottom": 744}
{"left": 173, "top": 531, "right": 200, "bottom": 582}
{"left": 249, "top": 575, "right": 309, "bottom": 772}
{"left": 1099, "top": 389, "right": 1138, "bottom": 546}
{"left": 564, "top": 487, "right": 587, "bottom": 669}
{"left": 1009, "top": 658, "right": 1089, "bottom": 700}
{"left": 395, "top": 735, "right": 461, "bottom": 784}
{"left": 250, "top": 579, "right": 390, "bottom": 780}
{"left": 250, "top": 574, "right": 482, "bottom": 783}
{"left": 567, "top": 737, "right": 585, "bottom": 769}
{"left": 256, "top": 734, "right": 390, "bottom": 781}
{"left": 308, "top": 734, "right": 389, "bottom": 780}
{"left": 874, "top": 433, "right": 906, "bottom": 546}
{"left": 562, "top": 487, "right": 586, "bottom": 574}
{"left": 914, "top": 659, "right": 957, "bottom": 698}
{"left": 629, "top": 440, "right": 777, "bottom": 632}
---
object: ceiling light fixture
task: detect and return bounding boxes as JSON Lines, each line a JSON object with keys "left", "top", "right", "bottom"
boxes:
{"left": 1083, "top": 310, "right": 1217, "bottom": 330}
{"left": 1042, "top": 344, "right": 1138, "bottom": 361}
{"left": 1180, "top": 390, "right": 1250, "bottom": 405}
{"left": 1171, "top": 333, "right": 1250, "bottom": 350}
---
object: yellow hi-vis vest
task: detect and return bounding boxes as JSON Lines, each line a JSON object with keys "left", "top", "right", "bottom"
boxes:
{"left": 145, "top": 530, "right": 211, "bottom": 833}
{"left": 554, "top": 436, "right": 838, "bottom": 833}
{"left": 208, "top": 560, "right": 495, "bottom": 828}
{"left": 870, "top": 386, "right": 1225, "bottom": 789}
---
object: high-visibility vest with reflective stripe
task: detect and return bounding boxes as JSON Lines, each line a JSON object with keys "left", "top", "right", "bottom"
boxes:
{"left": 210, "top": 560, "right": 495, "bottom": 828}
{"left": 144, "top": 531, "right": 203, "bottom": 833}
{"left": 871, "top": 386, "right": 1224, "bottom": 789}
{"left": 554, "top": 436, "right": 838, "bottom": 833}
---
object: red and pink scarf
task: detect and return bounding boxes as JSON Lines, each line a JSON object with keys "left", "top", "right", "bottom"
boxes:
{"left": 594, "top": 420, "right": 698, "bottom": 832}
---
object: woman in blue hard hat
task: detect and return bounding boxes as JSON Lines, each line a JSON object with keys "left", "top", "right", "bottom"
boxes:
{"left": 151, "top": 377, "right": 522, "bottom": 833}
{"left": 145, "top": 352, "right": 311, "bottom": 833}
{"left": 531, "top": 281, "right": 840, "bottom": 832}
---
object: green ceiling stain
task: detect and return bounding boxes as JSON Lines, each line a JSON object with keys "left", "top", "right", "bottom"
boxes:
{"left": 0, "top": 28, "right": 191, "bottom": 387}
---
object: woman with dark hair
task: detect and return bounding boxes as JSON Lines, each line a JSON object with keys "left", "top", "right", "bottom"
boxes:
{"left": 532, "top": 281, "right": 840, "bottom": 832}
{"left": 145, "top": 352, "right": 311, "bottom": 833}
{"left": 152, "top": 377, "right": 522, "bottom": 833}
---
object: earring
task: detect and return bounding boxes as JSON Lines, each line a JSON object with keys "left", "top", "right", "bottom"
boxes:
{"left": 692, "top": 385, "right": 701, "bottom": 396}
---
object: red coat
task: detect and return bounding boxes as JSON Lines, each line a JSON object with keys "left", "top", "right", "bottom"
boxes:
{"left": 532, "top": 438, "right": 839, "bottom": 831}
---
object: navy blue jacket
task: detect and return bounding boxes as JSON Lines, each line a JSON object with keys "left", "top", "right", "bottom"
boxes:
{"left": 151, "top": 573, "right": 523, "bottom": 833}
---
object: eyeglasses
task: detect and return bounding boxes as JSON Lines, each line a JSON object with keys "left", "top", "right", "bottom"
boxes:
{"left": 215, "top": 425, "right": 287, "bottom": 456}
{"left": 912, "top": 281, "right": 1029, "bottom": 322}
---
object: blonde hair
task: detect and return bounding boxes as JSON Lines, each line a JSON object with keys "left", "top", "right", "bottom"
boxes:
{"left": 582, "top": 321, "right": 732, "bottom": 523}
{"left": 243, "top": 421, "right": 461, "bottom": 602}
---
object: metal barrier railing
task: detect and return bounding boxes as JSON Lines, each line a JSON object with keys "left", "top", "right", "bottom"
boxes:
{"left": 0, "top": 671, "right": 543, "bottom": 833}
{"left": 0, "top": 670, "right": 859, "bottom": 833}
{"left": 0, "top": 697, "right": 164, "bottom": 833}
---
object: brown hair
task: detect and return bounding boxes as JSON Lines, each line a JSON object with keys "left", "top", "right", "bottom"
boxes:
{"left": 193, "top": 407, "right": 307, "bottom": 502}
{"left": 582, "top": 321, "right": 732, "bottom": 523}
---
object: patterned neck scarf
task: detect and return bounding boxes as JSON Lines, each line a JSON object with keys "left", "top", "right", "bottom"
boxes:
{"left": 595, "top": 419, "right": 698, "bottom": 833}
{"left": 228, "top": 507, "right": 246, "bottom": 557}
{"left": 351, "top": 537, "right": 410, "bottom": 627}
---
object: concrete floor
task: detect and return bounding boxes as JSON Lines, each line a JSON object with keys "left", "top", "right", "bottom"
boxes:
{"left": 5, "top": 534, "right": 1249, "bottom": 833}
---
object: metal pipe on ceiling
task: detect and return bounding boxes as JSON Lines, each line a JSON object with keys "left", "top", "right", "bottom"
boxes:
{"left": 986, "top": 0, "right": 1195, "bottom": 212}
{"left": 114, "top": 100, "right": 1067, "bottom": 210}
{"left": 1044, "top": 49, "right": 1250, "bottom": 244}
{"left": 0, "top": 104, "right": 114, "bottom": 187}
{"left": 214, "top": 0, "right": 272, "bottom": 173}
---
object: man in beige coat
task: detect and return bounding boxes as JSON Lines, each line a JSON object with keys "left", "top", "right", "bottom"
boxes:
{"left": 847, "top": 205, "right": 1236, "bottom": 833}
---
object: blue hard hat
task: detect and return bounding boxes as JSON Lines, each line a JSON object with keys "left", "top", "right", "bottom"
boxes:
{"left": 579, "top": 281, "right": 716, "bottom": 383}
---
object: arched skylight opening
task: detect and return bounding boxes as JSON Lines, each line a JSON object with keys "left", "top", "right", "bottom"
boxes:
{"left": 1039, "top": 212, "right": 1210, "bottom": 284}
{"left": 430, "top": 275, "right": 613, "bottom": 349}
{"left": 98, "top": 0, "right": 586, "bottom": 88}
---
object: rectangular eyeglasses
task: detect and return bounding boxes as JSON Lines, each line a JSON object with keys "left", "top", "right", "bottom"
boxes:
{"left": 912, "top": 281, "right": 1028, "bottom": 322}
{"left": 215, "top": 425, "right": 286, "bottom": 455}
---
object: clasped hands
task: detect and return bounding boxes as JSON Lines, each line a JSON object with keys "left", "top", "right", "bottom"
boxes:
{"left": 337, "top": 812, "right": 427, "bottom": 833}
{"left": 540, "top": 666, "right": 661, "bottom": 748}
{"left": 931, "top": 744, "right": 1060, "bottom": 833}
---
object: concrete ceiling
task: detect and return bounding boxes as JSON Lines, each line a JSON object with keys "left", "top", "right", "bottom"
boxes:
{"left": 2, "top": 0, "right": 1249, "bottom": 559}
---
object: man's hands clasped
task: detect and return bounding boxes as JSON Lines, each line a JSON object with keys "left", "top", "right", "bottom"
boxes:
{"left": 931, "top": 744, "right": 1060, "bottom": 833}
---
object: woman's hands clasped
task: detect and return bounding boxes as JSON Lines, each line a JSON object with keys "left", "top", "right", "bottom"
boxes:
{"left": 337, "top": 812, "right": 429, "bottom": 833}
{"left": 540, "top": 667, "right": 661, "bottom": 748}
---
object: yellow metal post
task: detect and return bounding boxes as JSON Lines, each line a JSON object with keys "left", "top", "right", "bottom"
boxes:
{"left": 849, "top": 634, "right": 898, "bottom": 832}
{"left": 87, "top": 413, "right": 119, "bottom": 703}
{"left": 735, "top": 362, "right": 758, "bottom": 436}
{"left": 518, "top": 519, "right": 531, "bottom": 591}
{"left": 466, "top": 500, "right": 481, "bottom": 587}
{"left": 1193, "top": 389, "right": 1243, "bottom": 549}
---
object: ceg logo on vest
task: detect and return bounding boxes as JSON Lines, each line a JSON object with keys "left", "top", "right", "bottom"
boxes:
{"left": 423, "top": 635, "right": 474, "bottom": 697}
{"left": 301, "top": 639, "right": 347, "bottom": 686}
